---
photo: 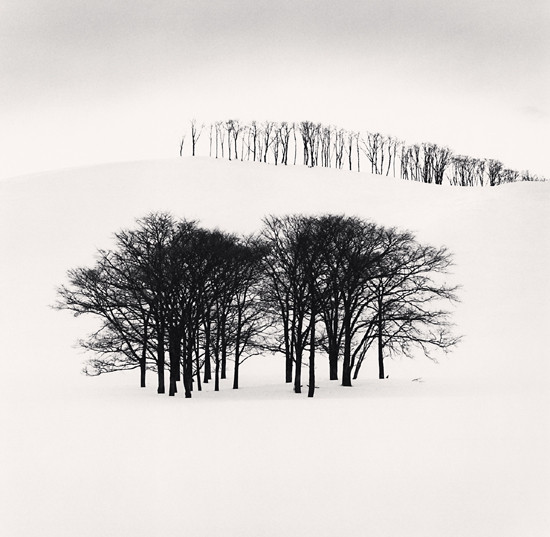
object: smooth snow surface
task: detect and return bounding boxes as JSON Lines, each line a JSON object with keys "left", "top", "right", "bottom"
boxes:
{"left": 1, "top": 158, "right": 549, "bottom": 536}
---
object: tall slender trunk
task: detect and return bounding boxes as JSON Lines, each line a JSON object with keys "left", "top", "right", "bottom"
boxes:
{"left": 293, "top": 315, "right": 302, "bottom": 393}
{"left": 203, "top": 317, "right": 211, "bottom": 383}
{"left": 353, "top": 361, "right": 360, "bottom": 380}
{"left": 183, "top": 344, "right": 193, "bottom": 398}
{"left": 290, "top": 313, "right": 303, "bottom": 393}
{"left": 156, "top": 322, "right": 165, "bottom": 394}
{"left": 195, "top": 340, "right": 202, "bottom": 392}
{"left": 378, "top": 299, "right": 385, "bottom": 379}
{"left": 285, "top": 353, "right": 293, "bottom": 383}
{"left": 293, "top": 129, "right": 297, "bottom": 165}
{"left": 214, "top": 353, "right": 220, "bottom": 392}
{"left": 233, "top": 352, "right": 240, "bottom": 389}
{"left": 140, "top": 354, "right": 146, "bottom": 388}
{"left": 233, "top": 311, "right": 242, "bottom": 389}
{"left": 308, "top": 297, "right": 316, "bottom": 398}
{"left": 283, "top": 313, "right": 293, "bottom": 383}
{"left": 328, "top": 345, "right": 338, "bottom": 381}
{"left": 220, "top": 315, "right": 227, "bottom": 380}
{"left": 327, "top": 307, "right": 339, "bottom": 380}
{"left": 214, "top": 312, "right": 221, "bottom": 391}
{"left": 221, "top": 343, "right": 227, "bottom": 380}
{"left": 168, "top": 328, "right": 180, "bottom": 396}
{"left": 140, "top": 322, "right": 148, "bottom": 388}
{"left": 341, "top": 312, "right": 352, "bottom": 387}
{"left": 294, "top": 347, "right": 302, "bottom": 393}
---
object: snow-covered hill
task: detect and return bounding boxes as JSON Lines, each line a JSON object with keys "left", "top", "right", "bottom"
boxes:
{"left": 1, "top": 158, "right": 548, "bottom": 536}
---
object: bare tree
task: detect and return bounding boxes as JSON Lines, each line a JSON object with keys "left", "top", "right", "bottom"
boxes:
{"left": 271, "top": 126, "right": 281, "bottom": 165}
{"left": 333, "top": 129, "right": 345, "bottom": 169}
{"left": 314, "top": 215, "right": 382, "bottom": 383}
{"left": 300, "top": 121, "right": 321, "bottom": 167}
{"left": 190, "top": 120, "right": 204, "bottom": 157}
{"left": 487, "top": 159, "right": 504, "bottom": 186}
{"left": 361, "top": 132, "right": 385, "bottom": 174}
{"left": 262, "top": 121, "right": 275, "bottom": 163}
{"left": 179, "top": 135, "right": 186, "bottom": 157}
{"left": 365, "top": 228, "right": 460, "bottom": 379}
{"left": 209, "top": 124, "right": 213, "bottom": 157}
{"left": 502, "top": 168, "right": 519, "bottom": 183}
{"left": 248, "top": 121, "right": 260, "bottom": 162}
{"left": 260, "top": 215, "right": 318, "bottom": 392}
{"left": 279, "top": 122, "right": 293, "bottom": 165}
{"left": 346, "top": 131, "right": 354, "bottom": 171}
{"left": 56, "top": 255, "right": 155, "bottom": 387}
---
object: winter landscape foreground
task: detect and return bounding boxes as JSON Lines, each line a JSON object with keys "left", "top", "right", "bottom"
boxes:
{"left": 0, "top": 157, "right": 548, "bottom": 536}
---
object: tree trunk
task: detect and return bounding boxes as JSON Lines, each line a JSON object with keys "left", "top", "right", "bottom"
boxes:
{"left": 140, "top": 359, "right": 146, "bottom": 388}
{"left": 233, "top": 350, "right": 240, "bottom": 390}
{"left": 341, "top": 314, "right": 352, "bottom": 387}
{"left": 203, "top": 318, "right": 211, "bottom": 383}
{"left": 378, "top": 301, "right": 385, "bottom": 380}
{"left": 233, "top": 314, "right": 242, "bottom": 389}
{"left": 195, "top": 346, "right": 202, "bottom": 392}
{"left": 284, "top": 316, "right": 293, "bottom": 383}
{"left": 294, "top": 347, "right": 302, "bottom": 393}
{"left": 214, "top": 314, "right": 221, "bottom": 391}
{"left": 183, "top": 345, "right": 193, "bottom": 398}
{"left": 285, "top": 353, "right": 293, "bottom": 383}
{"left": 168, "top": 329, "right": 180, "bottom": 397}
{"left": 140, "top": 335, "right": 147, "bottom": 388}
{"left": 293, "top": 129, "right": 297, "bottom": 165}
{"left": 221, "top": 319, "right": 227, "bottom": 380}
{"left": 221, "top": 349, "right": 226, "bottom": 379}
{"left": 326, "top": 322, "right": 338, "bottom": 380}
{"left": 308, "top": 301, "right": 316, "bottom": 398}
{"left": 353, "top": 355, "right": 363, "bottom": 380}
{"left": 156, "top": 322, "right": 165, "bottom": 394}
{"left": 329, "top": 346, "right": 338, "bottom": 381}
{"left": 215, "top": 354, "right": 220, "bottom": 392}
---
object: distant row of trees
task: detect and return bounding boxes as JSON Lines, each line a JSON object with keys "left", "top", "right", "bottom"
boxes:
{"left": 56, "top": 213, "right": 460, "bottom": 397}
{"left": 180, "top": 119, "right": 546, "bottom": 186}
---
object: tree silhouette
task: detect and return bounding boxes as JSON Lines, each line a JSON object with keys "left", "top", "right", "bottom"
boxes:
{"left": 57, "top": 212, "right": 461, "bottom": 397}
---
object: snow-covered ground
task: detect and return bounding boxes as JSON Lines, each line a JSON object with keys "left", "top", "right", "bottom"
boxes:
{"left": 1, "top": 158, "right": 548, "bottom": 536}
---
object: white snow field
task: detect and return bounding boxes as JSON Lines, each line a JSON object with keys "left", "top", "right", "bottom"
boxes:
{"left": 0, "top": 157, "right": 548, "bottom": 537}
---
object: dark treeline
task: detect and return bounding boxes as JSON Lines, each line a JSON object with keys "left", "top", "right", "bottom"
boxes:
{"left": 56, "top": 213, "right": 460, "bottom": 398}
{"left": 181, "top": 119, "right": 546, "bottom": 186}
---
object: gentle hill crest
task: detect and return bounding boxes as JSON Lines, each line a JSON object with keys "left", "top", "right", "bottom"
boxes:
{"left": 1, "top": 157, "right": 548, "bottom": 537}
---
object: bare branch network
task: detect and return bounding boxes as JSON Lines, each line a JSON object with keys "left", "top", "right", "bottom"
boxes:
{"left": 56, "top": 213, "right": 461, "bottom": 398}
{"left": 181, "top": 119, "right": 546, "bottom": 186}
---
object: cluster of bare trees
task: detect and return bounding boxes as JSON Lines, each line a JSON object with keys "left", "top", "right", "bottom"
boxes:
{"left": 181, "top": 119, "right": 546, "bottom": 186}
{"left": 56, "top": 214, "right": 266, "bottom": 397}
{"left": 56, "top": 213, "right": 460, "bottom": 398}
{"left": 261, "top": 215, "right": 459, "bottom": 396}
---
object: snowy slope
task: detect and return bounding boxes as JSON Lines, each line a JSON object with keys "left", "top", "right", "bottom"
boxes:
{"left": 0, "top": 158, "right": 548, "bottom": 537}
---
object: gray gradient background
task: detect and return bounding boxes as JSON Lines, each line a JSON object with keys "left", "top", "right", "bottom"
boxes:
{"left": 1, "top": 0, "right": 548, "bottom": 179}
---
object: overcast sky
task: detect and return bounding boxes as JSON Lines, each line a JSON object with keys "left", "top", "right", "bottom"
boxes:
{"left": 1, "top": 0, "right": 548, "bottom": 179}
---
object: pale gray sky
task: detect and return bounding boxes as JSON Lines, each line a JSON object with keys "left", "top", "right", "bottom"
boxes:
{"left": 1, "top": 0, "right": 548, "bottom": 178}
